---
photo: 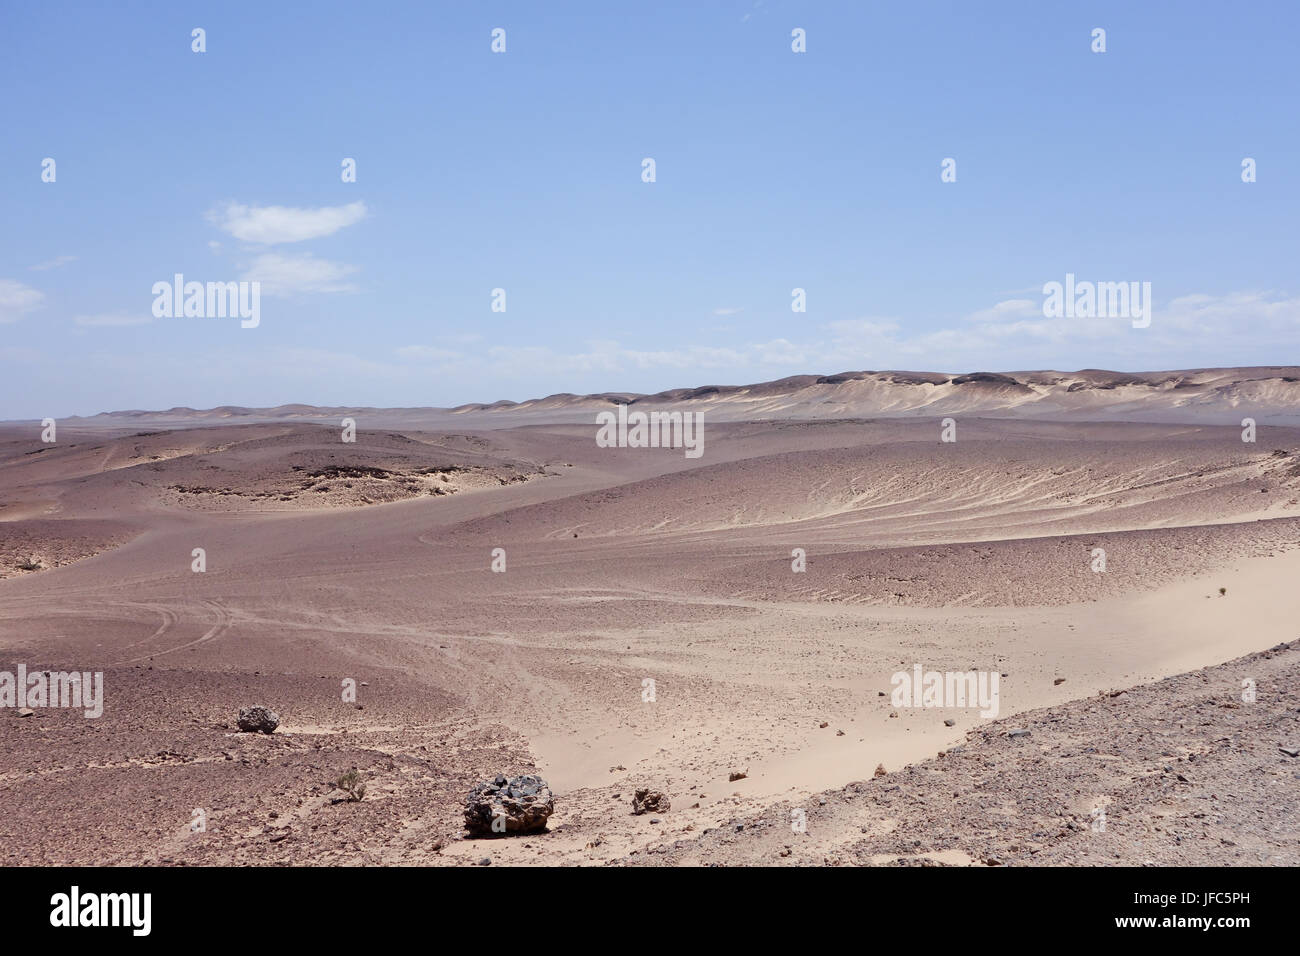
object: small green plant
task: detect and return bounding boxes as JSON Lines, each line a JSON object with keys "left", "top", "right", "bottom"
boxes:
{"left": 335, "top": 769, "right": 366, "bottom": 802}
{"left": 1218, "top": 587, "right": 1227, "bottom": 596}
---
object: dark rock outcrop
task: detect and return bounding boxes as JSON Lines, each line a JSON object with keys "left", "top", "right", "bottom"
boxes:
{"left": 464, "top": 774, "right": 554, "bottom": 836}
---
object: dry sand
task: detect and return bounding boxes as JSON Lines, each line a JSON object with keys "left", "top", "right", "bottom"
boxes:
{"left": 1, "top": 375, "right": 1298, "bottom": 865}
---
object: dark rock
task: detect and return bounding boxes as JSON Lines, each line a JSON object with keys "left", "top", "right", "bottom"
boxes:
{"left": 464, "top": 773, "right": 554, "bottom": 837}
{"left": 236, "top": 705, "right": 280, "bottom": 734}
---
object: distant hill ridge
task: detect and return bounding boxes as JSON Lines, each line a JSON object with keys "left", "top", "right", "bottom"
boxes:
{"left": 36, "top": 367, "right": 1300, "bottom": 426}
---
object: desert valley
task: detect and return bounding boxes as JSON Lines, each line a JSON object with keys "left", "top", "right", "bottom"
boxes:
{"left": 1, "top": 367, "right": 1298, "bottom": 866}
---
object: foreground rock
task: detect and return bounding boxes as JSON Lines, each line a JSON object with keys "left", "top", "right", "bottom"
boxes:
{"left": 631, "top": 788, "right": 670, "bottom": 815}
{"left": 236, "top": 705, "right": 280, "bottom": 734}
{"left": 464, "top": 774, "right": 554, "bottom": 837}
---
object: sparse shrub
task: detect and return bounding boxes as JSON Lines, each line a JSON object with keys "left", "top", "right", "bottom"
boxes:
{"left": 17, "top": 556, "right": 44, "bottom": 571}
{"left": 1218, "top": 587, "right": 1227, "bottom": 596}
{"left": 335, "top": 769, "right": 366, "bottom": 802}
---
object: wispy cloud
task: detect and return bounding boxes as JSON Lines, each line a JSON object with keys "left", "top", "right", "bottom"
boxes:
{"left": 962, "top": 298, "right": 1040, "bottom": 324}
{"left": 0, "top": 279, "right": 45, "bottom": 323}
{"left": 447, "top": 290, "right": 1300, "bottom": 378}
{"left": 29, "top": 255, "right": 77, "bottom": 272}
{"left": 241, "top": 253, "right": 359, "bottom": 296}
{"left": 208, "top": 201, "right": 368, "bottom": 244}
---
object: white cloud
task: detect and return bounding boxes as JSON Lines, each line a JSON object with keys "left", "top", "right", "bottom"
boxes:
{"left": 208, "top": 201, "right": 368, "bottom": 244}
{"left": 29, "top": 255, "right": 77, "bottom": 272}
{"left": 0, "top": 280, "right": 45, "bottom": 323}
{"left": 241, "top": 253, "right": 359, "bottom": 296}
{"left": 461, "top": 290, "right": 1300, "bottom": 377}
{"left": 962, "top": 298, "right": 1040, "bottom": 324}
{"left": 712, "top": 306, "right": 743, "bottom": 316}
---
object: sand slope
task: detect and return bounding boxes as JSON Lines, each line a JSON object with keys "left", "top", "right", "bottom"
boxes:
{"left": 1, "top": 405, "right": 1297, "bottom": 865}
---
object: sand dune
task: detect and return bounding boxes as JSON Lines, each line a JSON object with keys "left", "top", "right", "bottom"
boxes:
{"left": 26, "top": 366, "right": 1300, "bottom": 430}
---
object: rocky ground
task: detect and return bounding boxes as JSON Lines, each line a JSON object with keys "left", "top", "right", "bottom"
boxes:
{"left": 2, "top": 416, "right": 1298, "bottom": 866}
{"left": 621, "top": 641, "right": 1300, "bottom": 866}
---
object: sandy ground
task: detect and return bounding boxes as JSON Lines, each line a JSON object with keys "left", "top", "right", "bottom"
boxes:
{"left": 0, "top": 413, "right": 1297, "bottom": 865}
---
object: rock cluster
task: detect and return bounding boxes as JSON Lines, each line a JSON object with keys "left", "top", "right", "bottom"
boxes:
{"left": 631, "top": 788, "right": 670, "bottom": 815}
{"left": 464, "top": 774, "right": 554, "bottom": 836}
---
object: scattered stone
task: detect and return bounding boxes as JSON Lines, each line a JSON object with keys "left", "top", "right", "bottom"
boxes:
{"left": 236, "top": 705, "right": 280, "bottom": 734}
{"left": 874, "top": 764, "right": 887, "bottom": 778}
{"left": 1053, "top": 677, "right": 1066, "bottom": 685}
{"left": 16, "top": 708, "right": 34, "bottom": 718}
{"left": 944, "top": 719, "right": 956, "bottom": 727}
{"left": 631, "top": 788, "right": 670, "bottom": 815}
{"left": 1008, "top": 728, "right": 1031, "bottom": 739}
{"left": 729, "top": 770, "right": 747, "bottom": 782}
{"left": 477, "top": 857, "right": 491, "bottom": 866}
{"left": 1279, "top": 746, "right": 1299, "bottom": 758}
{"left": 464, "top": 773, "right": 554, "bottom": 837}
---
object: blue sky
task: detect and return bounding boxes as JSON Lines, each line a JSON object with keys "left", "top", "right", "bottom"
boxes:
{"left": 2, "top": 0, "right": 1298, "bottom": 418}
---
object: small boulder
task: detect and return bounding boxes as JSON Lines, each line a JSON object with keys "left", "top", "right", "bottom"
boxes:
{"left": 236, "top": 705, "right": 280, "bottom": 734}
{"left": 464, "top": 773, "right": 554, "bottom": 837}
{"left": 631, "top": 788, "right": 670, "bottom": 815}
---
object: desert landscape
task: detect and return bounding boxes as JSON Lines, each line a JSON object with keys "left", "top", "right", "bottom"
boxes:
{"left": 1, "top": 367, "right": 1297, "bottom": 866}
